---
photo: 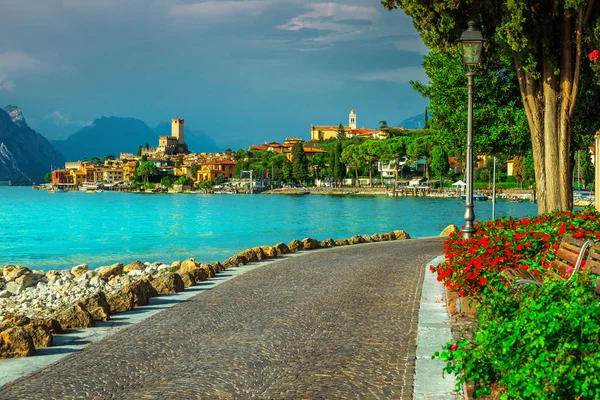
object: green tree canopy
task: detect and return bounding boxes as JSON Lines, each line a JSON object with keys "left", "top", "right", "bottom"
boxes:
{"left": 337, "top": 124, "right": 346, "bottom": 140}
{"left": 383, "top": 0, "right": 600, "bottom": 213}
{"left": 430, "top": 145, "right": 450, "bottom": 186}
{"left": 291, "top": 142, "right": 309, "bottom": 183}
{"left": 136, "top": 161, "right": 158, "bottom": 183}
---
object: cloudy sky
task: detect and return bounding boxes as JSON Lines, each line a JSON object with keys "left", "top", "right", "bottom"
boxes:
{"left": 0, "top": 0, "right": 428, "bottom": 148}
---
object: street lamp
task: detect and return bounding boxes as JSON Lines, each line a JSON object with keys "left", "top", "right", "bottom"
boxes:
{"left": 458, "top": 20, "right": 486, "bottom": 239}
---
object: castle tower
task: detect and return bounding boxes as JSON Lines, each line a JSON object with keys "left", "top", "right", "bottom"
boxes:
{"left": 349, "top": 109, "right": 356, "bottom": 130}
{"left": 172, "top": 118, "right": 184, "bottom": 144}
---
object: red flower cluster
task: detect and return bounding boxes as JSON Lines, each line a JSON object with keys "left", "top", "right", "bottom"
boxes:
{"left": 589, "top": 49, "right": 599, "bottom": 62}
{"left": 433, "top": 208, "right": 600, "bottom": 297}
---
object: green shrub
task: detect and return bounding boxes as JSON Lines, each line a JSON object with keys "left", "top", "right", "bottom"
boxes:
{"left": 435, "top": 274, "right": 600, "bottom": 399}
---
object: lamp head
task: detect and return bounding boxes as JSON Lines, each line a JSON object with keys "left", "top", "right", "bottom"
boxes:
{"left": 458, "top": 21, "right": 487, "bottom": 69}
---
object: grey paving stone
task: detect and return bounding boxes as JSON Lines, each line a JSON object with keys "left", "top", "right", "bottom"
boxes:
{"left": 0, "top": 238, "right": 444, "bottom": 399}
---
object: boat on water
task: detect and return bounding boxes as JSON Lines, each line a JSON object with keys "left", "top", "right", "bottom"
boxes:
{"left": 460, "top": 194, "right": 489, "bottom": 201}
{"left": 96, "top": 189, "right": 104, "bottom": 193}
{"left": 85, "top": 189, "right": 96, "bottom": 193}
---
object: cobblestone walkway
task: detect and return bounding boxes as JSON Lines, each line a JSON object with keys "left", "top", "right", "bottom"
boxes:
{"left": 0, "top": 238, "right": 443, "bottom": 399}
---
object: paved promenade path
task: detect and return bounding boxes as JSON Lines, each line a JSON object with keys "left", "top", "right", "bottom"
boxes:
{"left": 0, "top": 238, "right": 444, "bottom": 400}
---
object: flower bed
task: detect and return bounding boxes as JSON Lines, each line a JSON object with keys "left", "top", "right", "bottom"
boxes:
{"left": 432, "top": 208, "right": 600, "bottom": 398}
{"left": 432, "top": 207, "right": 600, "bottom": 297}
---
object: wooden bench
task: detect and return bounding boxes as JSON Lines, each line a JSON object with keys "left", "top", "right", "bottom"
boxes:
{"left": 501, "top": 235, "right": 597, "bottom": 289}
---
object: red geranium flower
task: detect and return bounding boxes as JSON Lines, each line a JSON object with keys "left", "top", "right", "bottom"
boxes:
{"left": 589, "top": 50, "right": 599, "bottom": 62}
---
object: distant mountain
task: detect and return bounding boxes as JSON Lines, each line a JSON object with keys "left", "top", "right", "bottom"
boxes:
{"left": 153, "top": 122, "right": 221, "bottom": 153}
{"left": 52, "top": 117, "right": 156, "bottom": 161}
{"left": 51, "top": 117, "right": 222, "bottom": 161}
{"left": 0, "top": 106, "right": 65, "bottom": 184}
{"left": 397, "top": 113, "right": 428, "bottom": 130}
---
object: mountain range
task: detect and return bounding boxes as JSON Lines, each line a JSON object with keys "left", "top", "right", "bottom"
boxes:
{"left": 0, "top": 106, "right": 64, "bottom": 184}
{"left": 51, "top": 117, "right": 221, "bottom": 161}
{"left": 397, "top": 113, "right": 428, "bottom": 130}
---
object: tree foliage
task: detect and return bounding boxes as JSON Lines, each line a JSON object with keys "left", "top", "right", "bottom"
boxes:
{"left": 136, "top": 161, "right": 158, "bottom": 183}
{"left": 337, "top": 124, "right": 346, "bottom": 140}
{"left": 383, "top": 0, "right": 600, "bottom": 213}
{"left": 430, "top": 145, "right": 450, "bottom": 186}
{"left": 291, "top": 142, "right": 309, "bottom": 183}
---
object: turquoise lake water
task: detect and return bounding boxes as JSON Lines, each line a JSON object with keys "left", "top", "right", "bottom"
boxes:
{"left": 0, "top": 187, "right": 538, "bottom": 271}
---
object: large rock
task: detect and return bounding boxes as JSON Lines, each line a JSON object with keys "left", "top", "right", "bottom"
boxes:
{"left": 260, "top": 246, "right": 278, "bottom": 258}
{"left": 179, "top": 258, "right": 210, "bottom": 282}
{"left": 223, "top": 254, "right": 249, "bottom": 269}
{"left": 349, "top": 235, "right": 366, "bottom": 245}
{"left": 177, "top": 271, "right": 196, "bottom": 288}
{"left": 4, "top": 265, "right": 31, "bottom": 283}
{"left": 106, "top": 288, "right": 134, "bottom": 313}
{"left": 208, "top": 261, "right": 224, "bottom": 274}
{"left": 370, "top": 233, "right": 382, "bottom": 242}
{"left": 0, "top": 315, "right": 53, "bottom": 348}
{"left": 41, "top": 318, "right": 63, "bottom": 334}
{"left": 301, "top": 238, "right": 319, "bottom": 250}
{"left": 203, "top": 263, "right": 217, "bottom": 278}
{"left": 334, "top": 238, "right": 349, "bottom": 246}
{"left": 440, "top": 225, "right": 460, "bottom": 237}
{"left": 123, "top": 260, "right": 146, "bottom": 272}
{"left": 108, "top": 279, "right": 158, "bottom": 313}
{"left": 54, "top": 301, "right": 94, "bottom": 329}
{"left": 393, "top": 230, "right": 411, "bottom": 240}
{"left": 251, "top": 247, "right": 267, "bottom": 261}
{"left": 81, "top": 292, "right": 111, "bottom": 321}
{"left": 319, "top": 238, "right": 336, "bottom": 248}
{"left": 96, "top": 263, "right": 124, "bottom": 281}
{"left": 0, "top": 327, "right": 35, "bottom": 358}
{"left": 287, "top": 239, "right": 304, "bottom": 253}
{"left": 238, "top": 249, "right": 259, "bottom": 263}
{"left": 6, "top": 274, "right": 34, "bottom": 295}
{"left": 70, "top": 264, "right": 89, "bottom": 278}
{"left": 151, "top": 272, "right": 184, "bottom": 294}
{"left": 272, "top": 242, "right": 290, "bottom": 256}
{"left": 380, "top": 233, "right": 393, "bottom": 241}
{"left": 361, "top": 234, "right": 373, "bottom": 243}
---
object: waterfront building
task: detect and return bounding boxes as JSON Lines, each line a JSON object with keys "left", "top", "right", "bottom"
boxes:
{"left": 102, "top": 169, "right": 124, "bottom": 183}
{"left": 123, "top": 161, "right": 137, "bottom": 182}
{"left": 52, "top": 169, "right": 73, "bottom": 185}
{"left": 196, "top": 160, "right": 236, "bottom": 182}
{"left": 65, "top": 161, "right": 82, "bottom": 170}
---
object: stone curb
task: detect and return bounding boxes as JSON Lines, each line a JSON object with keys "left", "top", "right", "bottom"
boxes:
{"left": 413, "top": 255, "right": 461, "bottom": 399}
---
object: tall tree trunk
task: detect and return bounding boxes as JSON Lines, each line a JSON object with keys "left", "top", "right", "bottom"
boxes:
{"left": 355, "top": 166, "right": 359, "bottom": 187}
{"left": 510, "top": 4, "right": 589, "bottom": 214}
{"left": 369, "top": 163, "right": 373, "bottom": 187}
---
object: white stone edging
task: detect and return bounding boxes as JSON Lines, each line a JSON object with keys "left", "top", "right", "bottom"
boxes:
{"left": 413, "top": 255, "right": 460, "bottom": 399}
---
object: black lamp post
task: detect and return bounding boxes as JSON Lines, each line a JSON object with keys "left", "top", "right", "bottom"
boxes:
{"left": 458, "top": 20, "right": 486, "bottom": 239}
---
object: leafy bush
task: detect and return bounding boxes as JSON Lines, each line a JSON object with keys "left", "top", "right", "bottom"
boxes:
{"left": 436, "top": 274, "right": 600, "bottom": 399}
{"left": 433, "top": 207, "right": 600, "bottom": 297}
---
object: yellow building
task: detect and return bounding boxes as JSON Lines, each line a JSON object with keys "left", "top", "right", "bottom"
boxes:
{"left": 310, "top": 109, "right": 356, "bottom": 141}
{"left": 123, "top": 161, "right": 137, "bottom": 182}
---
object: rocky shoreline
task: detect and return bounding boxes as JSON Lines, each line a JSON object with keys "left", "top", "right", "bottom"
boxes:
{"left": 0, "top": 227, "right": 458, "bottom": 359}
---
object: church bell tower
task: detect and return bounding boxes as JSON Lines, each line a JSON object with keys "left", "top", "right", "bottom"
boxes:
{"left": 349, "top": 109, "right": 356, "bottom": 129}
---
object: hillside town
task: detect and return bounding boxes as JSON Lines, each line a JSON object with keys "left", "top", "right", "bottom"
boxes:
{"left": 48, "top": 110, "right": 418, "bottom": 193}
{"left": 47, "top": 109, "right": 593, "bottom": 201}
